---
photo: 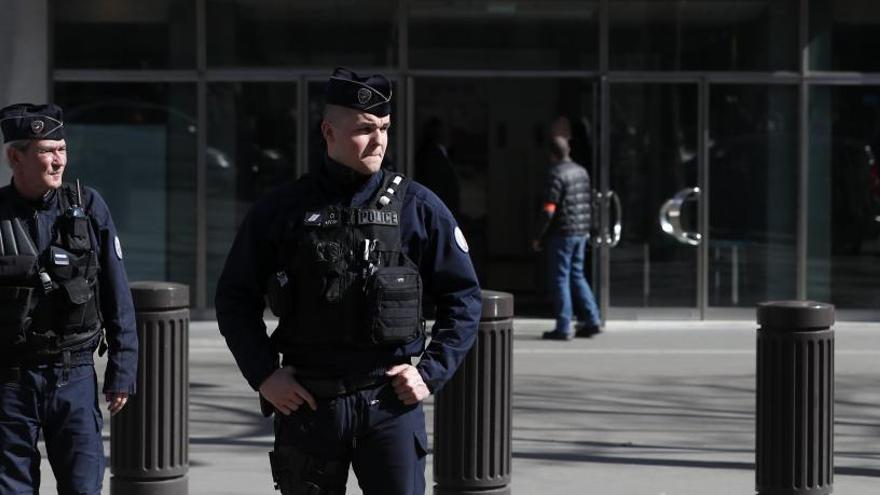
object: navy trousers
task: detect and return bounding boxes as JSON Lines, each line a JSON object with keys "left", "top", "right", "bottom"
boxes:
{"left": 275, "top": 381, "right": 428, "bottom": 495}
{"left": 0, "top": 365, "right": 104, "bottom": 495}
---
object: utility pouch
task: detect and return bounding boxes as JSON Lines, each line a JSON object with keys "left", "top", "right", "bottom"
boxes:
{"left": 60, "top": 277, "right": 98, "bottom": 331}
{"left": 0, "top": 286, "right": 32, "bottom": 345}
{"left": 58, "top": 214, "right": 91, "bottom": 253}
{"left": 269, "top": 446, "right": 348, "bottom": 495}
{"left": 366, "top": 266, "right": 423, "bottom": 345}
{"left": 267, "top": 270, "right": 294, "bottom": 318}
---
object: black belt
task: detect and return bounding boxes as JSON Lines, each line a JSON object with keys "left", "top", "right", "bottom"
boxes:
{"left": 297, "top": 373, "right": 389, "bottom": 399}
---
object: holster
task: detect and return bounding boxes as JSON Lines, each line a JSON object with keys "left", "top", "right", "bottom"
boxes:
{"left": 269, "top": 446, "right": 348, "bottom": 495}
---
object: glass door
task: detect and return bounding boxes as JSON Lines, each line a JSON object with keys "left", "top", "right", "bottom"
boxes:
{"left": 602, "top": 82, "right": 702, "bottom": 318}
{"left": 411, "top": 77, "right": 598, "bottom": 315}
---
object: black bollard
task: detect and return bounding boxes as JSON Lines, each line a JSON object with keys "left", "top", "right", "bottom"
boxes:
{"left": 434, "top": 290, "right": 513, "bottom": 495}
{"left": 756, "top": 301, "right": 834, "bottom": 495}
{"left": 111, "top": 282, "right": 190, "bottom": 495}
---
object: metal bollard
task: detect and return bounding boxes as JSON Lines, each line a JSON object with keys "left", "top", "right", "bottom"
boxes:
{"left": 111, "top": 282, "right": 190, "bottom": 495}
{"left": 756, "top": 301, "right": 834, "bottom": 495}
{"left": 434, "top": 290, "right": 513, "bottom": 495}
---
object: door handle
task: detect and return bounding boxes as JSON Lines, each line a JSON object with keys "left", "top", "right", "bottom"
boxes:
{"left": 591, "top": 190, "right": 623, "bottom": 248}
{"left": 605, "top": 190, "right": 622, "bottom": 248}
{"left": 592, "top": 191, "right": 604, "bottom": 247}
{"left": 659, "top": 187, "right": 701, "bottom": 246}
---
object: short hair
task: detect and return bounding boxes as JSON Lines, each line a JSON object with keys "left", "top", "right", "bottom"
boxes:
{"left": 3, "top": 140, "right": 30, "bottom": 168}
{"left": 322, "top": 104, "right": 351, "bottom": 125}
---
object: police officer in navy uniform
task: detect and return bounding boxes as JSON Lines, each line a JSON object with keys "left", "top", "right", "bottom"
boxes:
{"left": 0, "top": 103, "right": 138, "bottom": 494}
{"left": 215, "top": 68, "right": 482, "bottom": 494}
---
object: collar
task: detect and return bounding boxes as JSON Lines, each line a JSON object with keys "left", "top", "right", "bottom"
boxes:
{"left": 7, "top": 178, "right": 57, "bottom": 211}
{"left": 319, "top": 156, "right": 384, "bottom": 206}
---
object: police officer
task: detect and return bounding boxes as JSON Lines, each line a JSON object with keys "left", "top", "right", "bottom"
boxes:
{"left": 215, "top": 68, "right": 482, "bottom": 495}
{"left": 0, "top": 103, "right": 138, "bottom": 494}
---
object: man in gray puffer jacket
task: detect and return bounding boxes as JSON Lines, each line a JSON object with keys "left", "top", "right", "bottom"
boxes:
{"left": 532, "top": 136, "right": 601, "bottom": 340}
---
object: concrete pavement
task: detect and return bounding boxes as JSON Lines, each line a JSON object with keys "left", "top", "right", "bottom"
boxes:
{"left": 38, "top": 319, "right": 880, "bottom": 494}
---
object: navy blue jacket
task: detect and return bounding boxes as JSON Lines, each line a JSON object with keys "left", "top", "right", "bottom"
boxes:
{"left": 0, "top": 182, "right": 138, "bottom": 394}
{"left": 215, "top": 159, "right": 482, "bottom": 393}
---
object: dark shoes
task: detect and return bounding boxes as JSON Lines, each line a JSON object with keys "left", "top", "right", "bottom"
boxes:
{"left": 575, "top": 323, "right": 602, "bottom": 338}
{"left": 542, "top": 323, "right": 602, "bottom": 340}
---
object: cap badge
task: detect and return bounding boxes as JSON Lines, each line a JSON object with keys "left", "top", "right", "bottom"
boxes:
{"left": 357, "top": 88, "right": 372, "bottom": 105}
{"left": 30, "top": 120, "right": 44, "bottom": 135}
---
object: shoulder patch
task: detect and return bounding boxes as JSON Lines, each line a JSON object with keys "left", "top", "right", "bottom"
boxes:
{"left": 454, "top": 226, "right": 469, "bottom": 253}
{"left": 114, "top": 236, "right": 123, "bottom": 260}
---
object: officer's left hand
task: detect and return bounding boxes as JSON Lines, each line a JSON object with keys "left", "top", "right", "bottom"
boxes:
{"left": 106, "top": 392, "right": 129, "bottom": 416}
{"left": 386, "top": 364, "right": 430, "bottom": 405}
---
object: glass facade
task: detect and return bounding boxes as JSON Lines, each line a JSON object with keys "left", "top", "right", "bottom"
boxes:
{"left": 708, "top": 85, "right": 798, "bottom": 307}
{"left": 54, "top": 83, "right": 198, "bottom": 291}
{"left": 206, "top": 83, "right": 299, "bottom": 303}
{"left": 54, "top": 0, "right": 196, "bottom": 69}
{"left": 409, "top": 1, "right": 599, "bottom": 70}
{"left": 610, "top": 0, "right": 798, "bottom": 71}
{"left": 808, "top": 86, "right": 880, "bottom": 309}
{"left": 47, "top": 0, "right": 880, "bottom": 318}
{"left": 810, "top": 0, "right": 880, "bottom": 72}
{"left": 207, "top": 0, "right": 399, "bottom": 67}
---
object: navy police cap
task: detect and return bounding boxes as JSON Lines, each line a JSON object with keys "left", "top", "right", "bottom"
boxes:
{"left": 0, "top": 103, "right": 65, "bottom": 143}
{"left": 326, "top": 67, "right": 392, "bottom": 117}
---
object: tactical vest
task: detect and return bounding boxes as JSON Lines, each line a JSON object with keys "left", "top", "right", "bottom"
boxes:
{"left": 268, "top": 172, "right": 424, "bottom": 349}
{"left": 0, "top": 184, "right": 102, "bottom": 357}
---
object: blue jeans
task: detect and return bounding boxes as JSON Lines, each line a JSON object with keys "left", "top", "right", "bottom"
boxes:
{"left": 547, "top": 234, "right": 601, "bottom": 334}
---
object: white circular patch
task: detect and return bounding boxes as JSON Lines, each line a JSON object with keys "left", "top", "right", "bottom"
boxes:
{"left": 454, "top": 226, "right": 469, "bottom": 253}
{"left": 114, "top": 236, "right": 123, "bottom": 260}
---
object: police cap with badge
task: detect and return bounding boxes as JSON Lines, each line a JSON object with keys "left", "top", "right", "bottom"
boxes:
{"left": 0, "top": 103, "right": 65, "bottom": 142}
{"left": 326, "top": 67, "right": 392, "bottom": 117}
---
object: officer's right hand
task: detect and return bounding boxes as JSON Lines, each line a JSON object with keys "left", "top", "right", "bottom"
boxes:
{"left": 258, "top": 366, "right": 317, "bottom": 415}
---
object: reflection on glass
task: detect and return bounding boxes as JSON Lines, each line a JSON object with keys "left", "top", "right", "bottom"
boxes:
{"left": 408, "top": 0, "right": 598, "bottom": 70}
{"left": 414, "top": 78, "right": 596, "bottom": 312}
{"left": 207, "top": 0, "right": 398, "bottom": 67}
{"left": 808, "top": 87, "right": 880, "bottom": 309}
{"left": 53, "top": 0, "right": 195, "bottom": 69}
{"left": 610, "top": 0, "right": 798, "bottom": 71}
{"left": 610, "top": 84, "right": 698, "bottom": 308}
{"left": 709, "top": 85, "right": 798, "bottom": 307}
{"left": 810, "top": 0, "right": 880, "bottom": 71}
{"left": 54, "top": 83, "right": 197, "bottom": 296}
{"left": 206, "top": 83, "right": 298, "bottom": 303}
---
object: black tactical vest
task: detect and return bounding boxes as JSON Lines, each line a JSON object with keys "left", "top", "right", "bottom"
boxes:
{"left": 268, "top": 172, "right": 424, "bottom": 350}
{"left": 0, "top": 184, "right": 102, "bottom": 356}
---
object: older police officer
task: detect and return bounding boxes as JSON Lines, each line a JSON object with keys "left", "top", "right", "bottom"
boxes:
{"left": 0, "top": 103, "right": 138, "bottom": 494}
{"left": 216, "top": 68, "right": 482, "bottom": 494}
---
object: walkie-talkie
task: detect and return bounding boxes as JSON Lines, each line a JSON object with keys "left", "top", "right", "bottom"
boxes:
{"left": 62, "top": 179, "right": 90, "bottom": 252}
{"left": 66, "top": 179, "right": 86, "bottom": 219}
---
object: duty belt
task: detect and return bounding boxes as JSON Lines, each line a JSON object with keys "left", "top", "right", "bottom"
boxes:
{"left": 297, "top": 373, "right": 389, "bottom": 400}
{"left": 259, "top": 370, "right": 393, "bottom": 416}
